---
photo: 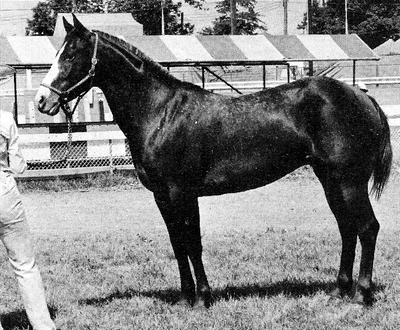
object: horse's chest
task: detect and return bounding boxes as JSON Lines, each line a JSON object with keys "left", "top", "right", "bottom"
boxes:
{"left": 135, "top": 163, "right": 156, "bottom": 191}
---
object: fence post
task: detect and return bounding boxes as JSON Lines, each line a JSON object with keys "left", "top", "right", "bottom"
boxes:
{"left": 109, "top": 139, "right": 114, "bottom": 174}
{"left": 99, "top": 98, "right": 105, "bottom": 122}
{"left": 28, "top": 100, "right": 35, "bottom": 123}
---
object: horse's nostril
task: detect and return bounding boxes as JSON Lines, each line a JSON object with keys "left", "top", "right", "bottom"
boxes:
{"left": 37, "top": 96, "right": 46, "bottom": 110}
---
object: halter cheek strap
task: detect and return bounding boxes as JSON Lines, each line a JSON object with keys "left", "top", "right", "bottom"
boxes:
{"left": 40, "top": 32, "right": 99, "bottom": 118}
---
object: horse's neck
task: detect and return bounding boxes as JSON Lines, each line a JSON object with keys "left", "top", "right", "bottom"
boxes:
{"left": 94, "top": 45, "right": 176, "bottom": 158}
{"left": 97, "top": 69, "right": 172, "bottom": 124}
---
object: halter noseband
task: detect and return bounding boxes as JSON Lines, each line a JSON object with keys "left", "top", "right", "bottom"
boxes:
{"left": 40, "top": 32, "right": 99, "bottom": 117}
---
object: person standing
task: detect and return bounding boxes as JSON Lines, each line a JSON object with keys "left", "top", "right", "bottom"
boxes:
{"left": 0, "top": 110, "right": 56, "bottom": 330}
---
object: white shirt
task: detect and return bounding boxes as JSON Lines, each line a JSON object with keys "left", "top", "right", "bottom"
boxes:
{"left": 0, "top": 110, "right": 27, "bottom": 174}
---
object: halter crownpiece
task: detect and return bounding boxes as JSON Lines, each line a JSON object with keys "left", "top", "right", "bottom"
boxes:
{"left": 40, "top": 32, "right": 99, "bottom": 117}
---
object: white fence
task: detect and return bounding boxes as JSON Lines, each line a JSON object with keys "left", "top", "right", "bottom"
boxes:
{"left": 18, "top": 127, "right": 134, "bottom": 179}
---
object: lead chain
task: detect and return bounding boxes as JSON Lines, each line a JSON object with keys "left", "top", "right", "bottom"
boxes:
{"left": 65, "top": 114, "right": 73, "bottom": 160}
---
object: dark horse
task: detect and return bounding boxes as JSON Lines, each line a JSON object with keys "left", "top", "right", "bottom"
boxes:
{"left": 36, "top": 15, "right": 392, "bottom": 307}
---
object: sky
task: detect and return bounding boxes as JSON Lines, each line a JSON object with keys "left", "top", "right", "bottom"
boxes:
{"left": 0, "top": 0, "right": 39, "bottom": 36}
{"left": 0, "top": 0, "right": 308, "bottom": 36}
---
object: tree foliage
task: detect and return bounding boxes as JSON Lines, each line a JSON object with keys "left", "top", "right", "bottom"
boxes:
{"left": 201, "top": 0, "right": 265, "bottom": 35}
{"left": 26, "top": 0, "right": 204, "bottom": 36}
{"left": 26, "top": 1, "right": 59, "bottom": 36}
{"left": 297, "top": 0, "right": 400, "bottom": 48}
{"left": 106, "top": 0, "right": 197, "bottom": 35}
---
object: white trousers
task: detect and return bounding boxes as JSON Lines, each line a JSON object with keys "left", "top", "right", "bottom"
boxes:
{"left": 0, "top": 171, "right": 55, "bottom": 330}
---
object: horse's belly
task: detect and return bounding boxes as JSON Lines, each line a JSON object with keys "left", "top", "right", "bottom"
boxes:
{"left": 200, "top": 156, "right": 306, "bottom": 196}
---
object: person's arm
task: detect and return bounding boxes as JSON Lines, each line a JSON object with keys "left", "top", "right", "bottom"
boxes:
{"left": 8, "top": 118, "right": 27, "bottom": 174}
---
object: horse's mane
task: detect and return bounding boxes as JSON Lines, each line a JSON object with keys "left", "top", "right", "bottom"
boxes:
{"left": 93, "top": 30, "right": 179, "bottom": 84}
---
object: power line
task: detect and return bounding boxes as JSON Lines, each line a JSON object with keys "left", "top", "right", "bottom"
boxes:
{"left": 0, "top": 9, "right": 35, "bottom": 12}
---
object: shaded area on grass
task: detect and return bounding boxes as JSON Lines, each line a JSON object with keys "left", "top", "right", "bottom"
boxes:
{"left": 77, "top": 279, "right": 386, "bottom": 308}
{"left": 17, "top": 169, "right": 141, "bottom": 193}
{"left": 0, "top": 306, "right": 57, "bottom": 330}
{"left": 16, "top": 166, "right": 317, "bottom": 194}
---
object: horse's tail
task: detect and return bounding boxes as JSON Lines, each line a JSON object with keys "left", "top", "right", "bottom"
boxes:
{"left": 368, "top": 95, "right": 393, "bottom": 199}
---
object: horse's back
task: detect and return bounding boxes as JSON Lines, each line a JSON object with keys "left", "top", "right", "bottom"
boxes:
{"left": 141, "top": 76, "right": 388, "bottom": 196}
{"left": 200, "top": 77, "right": 387, "bottom": 194}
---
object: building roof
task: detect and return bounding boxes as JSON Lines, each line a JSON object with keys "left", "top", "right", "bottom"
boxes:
{"left": 374, "top": 39, "right": 400, "bottom": 56}
{"left": 0, "top": 33, "right": 379, "bottom": 68}
{"left": 53, "top": 13, "right": 143, "bottom": 38}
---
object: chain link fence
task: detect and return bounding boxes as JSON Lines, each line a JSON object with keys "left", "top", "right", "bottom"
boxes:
{"left": 391, "top": 126, "right": 400, "bottom": 176}
{"left": 27, "top": 140, "right": 133, "bottom": 170}
{"left": 18, "top": 126, "right": 134, "bottom": 178}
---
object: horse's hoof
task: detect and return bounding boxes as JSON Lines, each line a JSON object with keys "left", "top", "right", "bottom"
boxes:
{"left": 329, "top": 283, "right": 353, "bottom": 300}
{"left": 351, "top": 290, "right": 373, "bottom": 307}
{"left": 329, "top": 287, "right": 342, "bottom": 299}
{"left": 173, "top": 297, "right": 192, "bottom": 308}
{"left": 193, "top": 298, "right": 210, "bottom": 311}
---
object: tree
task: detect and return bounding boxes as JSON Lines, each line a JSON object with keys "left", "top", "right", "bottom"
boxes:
{"left": 108, "top": 0, "right": 196, "bottom": 35}
{"left": 26, "top": 0, "right": 204, "bottom": 36}
{"left": 297, "top": 0, "right": 400, "bottom": 49}
{"left": 26, "top": 0, "right": 69, "bottom": 35}
{"left": 201, "top": 0, "right": 265, "bottom": 35}
{"left": 352, "top": 1, "right": 400, "bottom": 48}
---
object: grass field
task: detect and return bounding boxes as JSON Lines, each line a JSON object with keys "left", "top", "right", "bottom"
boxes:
{"left": 1, "top": 169, "right": 399, "bottom": 329}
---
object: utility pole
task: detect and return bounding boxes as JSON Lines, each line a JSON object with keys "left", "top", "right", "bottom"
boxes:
{"left": 345, "top": 0, "right": 349, "bottom": 34}
{"left": 307, "top": 0, "right": 313, "bottom": 34}
{"left": 283, "top": 0, "right": 288, "bottom": 35}
{"left": 180, "top": 12, "right": 184, "bottom": 34}
{"left": 230, "top": 0, "right": 237, "bottom": 35}
{"left": 161, "top": 0, "right": 165, "bottom": 35}
{"left": 72, "top": 0, "right": 77, "bottom": 12}
{"left": 103, "top": 0, "right": 109, "bottom": 13}
{"left": 307, "top": 0, "right": 313, "bottom": 77}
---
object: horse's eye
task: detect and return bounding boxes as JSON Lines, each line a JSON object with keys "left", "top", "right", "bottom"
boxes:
{"left": 66, "top": 55, "right": 76, "bottom": 62}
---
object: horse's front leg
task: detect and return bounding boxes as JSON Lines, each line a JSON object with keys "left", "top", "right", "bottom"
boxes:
{"left": 182, "top": 196, "right": 211, "bottom": 309}
{"left": 154, "top": 191, "right": 211, "bottom": 308}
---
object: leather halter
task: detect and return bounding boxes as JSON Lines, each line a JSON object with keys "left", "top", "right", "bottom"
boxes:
{"left": 40, "top": 32, "right": 99, "bottom": 117}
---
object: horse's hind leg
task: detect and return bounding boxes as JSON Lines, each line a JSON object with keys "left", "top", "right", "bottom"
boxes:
{"left": 314, "top": 167, "right": 379, "bottom": 305}
{"left": 351, "top": 193, "right": 380, "bottom": 306}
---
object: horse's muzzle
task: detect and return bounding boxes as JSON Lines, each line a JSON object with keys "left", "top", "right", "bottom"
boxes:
{"left": 37, "top": 95, "right": 61, "bottom": 116}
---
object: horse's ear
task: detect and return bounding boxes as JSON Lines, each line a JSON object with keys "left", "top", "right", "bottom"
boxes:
{"left": 63, "top": 16, "right": 74, "bottom": 34}
{"left": 72, "top": 13, "right": 90, "bottom": 35}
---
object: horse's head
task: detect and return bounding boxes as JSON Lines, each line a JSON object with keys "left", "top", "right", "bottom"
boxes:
{"left": 36, "top": 14, "right": 98, "bottom": 116}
